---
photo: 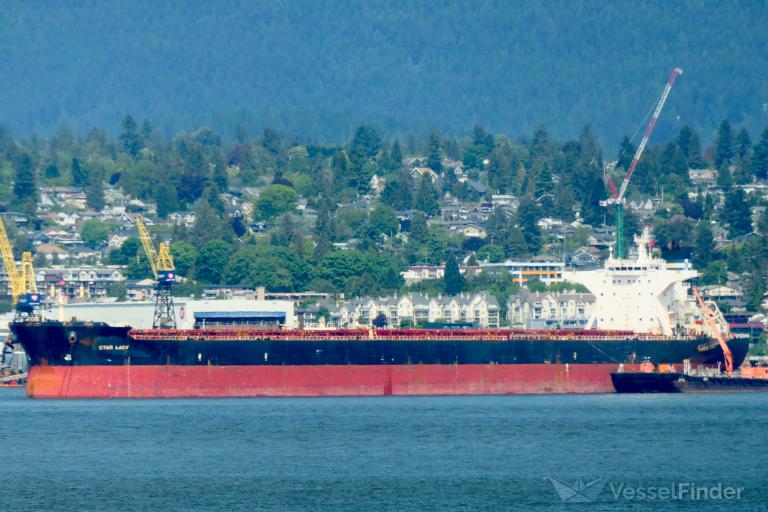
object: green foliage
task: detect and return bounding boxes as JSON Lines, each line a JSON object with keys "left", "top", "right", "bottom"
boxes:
{"left": 414, "top": 175, "right": 440, "bottom": 216}
{"left": 380, "top": 174, "right": 413, "bottom": 210}
{"left": 12, "top": 154, "right": 37, "bottom": 215}
{"left": 170, "top": 240, "right": 197, "bottom": 277}
{"left": 119, "top": 114, "right": 143, "bottom": 158}
{"left": 367, "top": 205, "right": 398, "bottom": 239}
{"left": 189, "top": 199, "right": 232, "bottom": 247}
{"left": 721, "top": 189, "right": 753, "bottom": 237}
{"left": 2, "top": 3, "right": 768, "bottom": 148}
{"left": 109, "top": 237, "right": 140, "bottom": 265}
{"left": 516, "top": 195, "right": 542, "bottom": 254}
{"left": 80, "top": 219, "right": 110, "bottom": 248}
{"left": 195, "top": 240, "right": 235, "bottom": 284}
{"left": 427, "top": 133, "right": 442, "bottom": 173}
{"left": 85, "top": 168, "right": 105, "bottom": 211}
{"left": 317, "top": 249, "right": 402, "bottom": 295}
{"left": 108, "top": 282, "right": 127, "bottom": 301}
{"left": 443, "top": 253, "right": 464, "bottom": 295}
{"left": 692, "top": 221, "right": 715, "bottom": 266}
{"left": 172, "top": 279, "right": 204, "bottom": 298}
{"left": 225, "top": 243, "right": 311, "bottom": 292}
{"left": 753, "top": 126, "right": 768, "bottom": 180}
{"left": 71, "top": 158, "right": 89, "bottom": 187}
{"left": 654, "top": 215, "right": 694, "bottom": 250}
{"left": 476, "top": 244, "right": 505, "bottom": 263}
{"left": 255, "top": 184, "right": 298, "bottom": 219}
{"left": 715, "top": 120, "right": 735, "bottom": 167}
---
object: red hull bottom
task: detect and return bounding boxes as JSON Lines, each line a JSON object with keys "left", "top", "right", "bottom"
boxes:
{"left": 26, "top": 364, "right": 652, "bottom": 398}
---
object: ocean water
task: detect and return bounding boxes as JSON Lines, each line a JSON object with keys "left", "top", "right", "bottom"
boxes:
{"left": 1, "top": 389, "right": 765, "bottom": 511}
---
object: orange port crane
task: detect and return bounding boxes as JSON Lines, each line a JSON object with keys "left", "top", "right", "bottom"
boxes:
{"left": 693, "top": 287, "right": 734, "bottom": 373}
{"left": 602, "top": 68, "right": 682, "bottom": 258}
{"left": 136, "top": 217, "right": 177, "bottom": 329}
{"left": 0, "top": 216, "right": 42, "bottom": 318}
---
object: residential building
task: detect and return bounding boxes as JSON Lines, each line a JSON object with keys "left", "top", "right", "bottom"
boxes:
{"left": 0, "top": 266, "right": 125, "bottom": 301}
{"left": 506, "top": 289, "right": 595, "bottom": 329}
{"left": 324, "top": 292, "right": 501, "bottom": 328}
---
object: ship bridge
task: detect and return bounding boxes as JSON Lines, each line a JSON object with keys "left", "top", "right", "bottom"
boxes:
{"left": 564, "top": 227, "right": 698, "bottom": 336}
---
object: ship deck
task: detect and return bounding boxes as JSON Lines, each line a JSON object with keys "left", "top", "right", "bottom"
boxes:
{"left": 128, "top": 328, "right": 700, "bottom": 342}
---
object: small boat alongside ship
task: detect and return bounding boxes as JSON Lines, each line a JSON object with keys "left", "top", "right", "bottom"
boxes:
{"left": 8, "top": 229, "right": 751, "bottom": 398}
{"left": 611, "top": 360, "right": 768, "bottom": 393}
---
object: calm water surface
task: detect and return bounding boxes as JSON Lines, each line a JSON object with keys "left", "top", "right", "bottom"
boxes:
{"left": 1, "top": 389, "right": 765, "bottom": 511}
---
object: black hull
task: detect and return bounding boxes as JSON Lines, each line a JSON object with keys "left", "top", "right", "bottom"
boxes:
{"left": 613, "top": 372, "right": 768, "bottom": 393}
{"left": 11, "top": 321, "right": 750, "bottom": 369}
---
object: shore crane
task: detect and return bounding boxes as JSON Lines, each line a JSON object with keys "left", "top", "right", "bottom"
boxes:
{"left": 0, "top": 216, "right": 42, "bottom": 319}
{"left": 135, "top": 217, "right": 177, "bottom": 329}
{"left": 602, "top": 67, "right": 682, "bottom": 258}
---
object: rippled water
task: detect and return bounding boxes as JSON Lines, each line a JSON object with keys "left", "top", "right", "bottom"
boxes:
{"left": 1, "top": 389, "right": 765, "bottom": 511}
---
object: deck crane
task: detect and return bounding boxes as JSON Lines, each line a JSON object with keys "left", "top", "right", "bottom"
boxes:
{"left": 602, "top": 67, "right": 682, "bottom": 258}
{"left": 0, "top": 216, "right": 42, "bottom": 319}
{"left": 135, "top": 217, "right": 177, "bottom": 329}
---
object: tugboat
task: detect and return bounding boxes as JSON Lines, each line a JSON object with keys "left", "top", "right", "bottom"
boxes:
{"left": 611, "top": 288, "right": 768, "bottom": 393}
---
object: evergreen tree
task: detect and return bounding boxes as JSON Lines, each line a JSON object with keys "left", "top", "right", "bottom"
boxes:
{"left": 380, "top": 175, "right": 413, "bottom": 210}
{"left": 155, "top": 178, "right": 180, "bottom": 219}
{"left": 178, "top": 144, "right": 210, "bottom": 203}
{"left": 414, "top": 174, "right": 440, "bottom": 216}
{"left": 261, "top": 127, "right": 281, "bottom": 155}
{"left": 472, "top": 124, "right": 494, "bottom": 153}
{"left": 693, "top": 221, "right": 715, "bottom": 266}
{"left": 721, "top": 189, "right": 752, "bottom": 237}
{"left": 616, "top": 135, "right": 635, "bottom": 170}
{"left": 190, "top": 199, "right": 232, "bottom": 247}
{"left": 314, "top": 199, "right": 335, "bottom": 261}
{"left": 736, "top": 127, "right": 752, "bottom": 159}
{"left": 427, "top": 133, "right": 443, "bottom": 173}
{"left": 676, "top": 125, "right": 705, "bottom": 167}
{"left": 659, "top": 142, "right": 689, "bottom": 180}
{"left": 409, "top": 212, "right": 429, "bottom": 245}
{"left": 119, "top": 114, "right": 143, "bottom": 158}
{"left": 716, "top": 163, "right": 733, "bottom": 191}
{"left": 443, "top": 253, "right": 464, "bottom": 295}
{"left": 529, "top": 125, "right": 549, "bottom": 163}
{"left": 516, "top": 195, "right": 542, "bottom": 253}
{"left": 752, "top": 126, "right": 768, "bottom": 180}
{"left": 12, "top": 154, "right": 37, "bottom": 215}
{"left": 85, "top": 168, "right": 105, "bottom": 211}
{"left": 715, "top": 120, "right": 734, "bottom": 167}
{"left": 390, "top": 140, "right": 404, "bottom": 170}
{"left": 44, "top": 163, "right": 60, "bottom": 179}
{"left": 487, "top": 142, "right": 516, "bottom": 192}
{"left": 212, "top": 160, "right": 228, "bottom": 191}
{"left": 505, "top": 226, "right": 529, "bottom": 257}
{"left": 71, "top": 157, "right": 89, "bottom": 187}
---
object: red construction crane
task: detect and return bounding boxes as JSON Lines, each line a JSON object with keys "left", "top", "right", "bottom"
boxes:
{"left": 603, "top": 67, "right": 683, "bottom": 258}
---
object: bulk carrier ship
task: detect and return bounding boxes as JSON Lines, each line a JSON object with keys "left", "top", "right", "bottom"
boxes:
{"left": 9, "top": 230, "right": 749, "bottom": 398}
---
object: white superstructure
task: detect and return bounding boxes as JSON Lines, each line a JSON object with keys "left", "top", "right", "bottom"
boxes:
{"left": 564, "top": 227, "right": 715, "bottom": 336}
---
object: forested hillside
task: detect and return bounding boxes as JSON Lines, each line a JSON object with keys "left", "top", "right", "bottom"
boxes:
{"left": 1, "top": 1, "right": 767, "bottom": 146}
